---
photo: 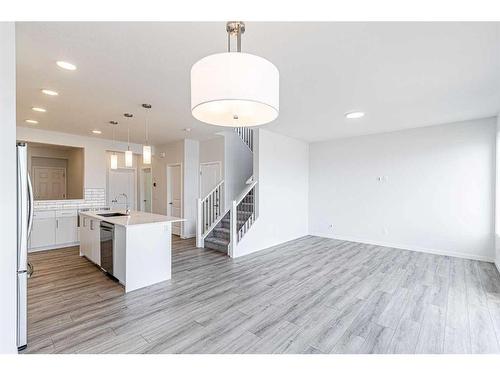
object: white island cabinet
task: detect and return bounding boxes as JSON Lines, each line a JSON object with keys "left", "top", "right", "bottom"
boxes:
{"left": 79, "top": 215, "right": 101, "bottom": 265}
{"left": 79, "top": 210, "right": 183, "bottom": 293}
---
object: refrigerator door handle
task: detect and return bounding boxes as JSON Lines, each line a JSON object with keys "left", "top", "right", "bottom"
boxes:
{"left": 27, "top": 172, "right": 34, "bottom": 238}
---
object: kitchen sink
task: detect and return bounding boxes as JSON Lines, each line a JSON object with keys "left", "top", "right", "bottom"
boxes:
{"left": 98, "top": 212, "right": 130, "bottom": 218}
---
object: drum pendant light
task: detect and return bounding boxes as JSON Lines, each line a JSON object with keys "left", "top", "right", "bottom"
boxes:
{"left": 110, "top": 121, "right": 118, "bottom": 170}
{"left": 124, "top": 113, "right": 133, "bottom": 168}
{"left": 142, "top": 104, "right": 152, "bottom": 165}
{"left": 191, "top": 21, "right": 279, "bottom": 127}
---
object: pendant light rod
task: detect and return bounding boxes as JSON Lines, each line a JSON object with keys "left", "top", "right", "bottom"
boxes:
{"left": 226, "top": 21, "right": 245, "bottom": 52}
{"left": 109, "top": 120, "right": 118, "bottom": 147}
{"left": 124, "top": 113, "right": 133, "bottom": 150}
{"left": 142, "top": 104, "right": 152, "bottom": 145}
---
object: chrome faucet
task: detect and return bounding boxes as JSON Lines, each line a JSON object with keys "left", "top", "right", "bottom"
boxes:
{"left": 114, "top": 193, "right": 130, "bottom": 215}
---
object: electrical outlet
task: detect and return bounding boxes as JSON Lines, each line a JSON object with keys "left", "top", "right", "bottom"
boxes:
{"left": 329, "top": 224, "right": 334, "bottom": 231}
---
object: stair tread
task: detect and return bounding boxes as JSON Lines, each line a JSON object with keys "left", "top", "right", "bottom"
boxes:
{"left": 213, "top": 227, "right": 230, "bottom": 233}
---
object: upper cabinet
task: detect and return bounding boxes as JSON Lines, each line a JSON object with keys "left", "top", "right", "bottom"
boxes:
{"left": 24, "top": 142, "right": 84, "bottom": 201}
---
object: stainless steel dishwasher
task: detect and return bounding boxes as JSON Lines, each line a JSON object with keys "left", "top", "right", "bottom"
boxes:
{"left": 100, "top": 221, "right": 114, "bottom": 276}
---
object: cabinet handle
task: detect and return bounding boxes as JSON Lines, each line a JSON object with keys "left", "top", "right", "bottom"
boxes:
{"left": 90, "top": 220, "right": 94, "bottom": 230}
{"left": 56, "top": 219, "right": 59, "bottom": 229}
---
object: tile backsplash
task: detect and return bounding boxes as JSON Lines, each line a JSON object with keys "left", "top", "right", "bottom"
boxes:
{"left": 34, "top": 188, "right": 107, "bottom": 211}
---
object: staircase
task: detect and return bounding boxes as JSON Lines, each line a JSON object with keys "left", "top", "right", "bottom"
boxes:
{"left": 196, "top": 127, "right": 257, "bottom": 256}
{"left": 204, "top": 187, "right": 255, "bottom": 253}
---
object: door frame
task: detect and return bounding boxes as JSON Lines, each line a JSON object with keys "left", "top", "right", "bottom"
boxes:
{"left": 166, "top": 163, "right": 183, "bottom": 236}
{"left": 32, "top": 166, "right": 67, "bottom": 200}
{"left": 139, "top": 167, "right": 153, "bottom": 212}
{"left": 199, "top": 161, "right": 222, "bottom": 198}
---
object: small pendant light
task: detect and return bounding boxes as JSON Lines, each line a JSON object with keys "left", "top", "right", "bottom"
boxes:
{"left": 124, "top": 113, "right": 133, "bottom": 168}
{"left": 110, "top": 121, "right": 118, "bottom": 170}
{"left": 142, "top": 104, "right": 152, "bottom": 165}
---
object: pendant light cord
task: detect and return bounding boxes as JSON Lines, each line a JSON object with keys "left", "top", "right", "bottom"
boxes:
{"left": 145, "top": 114, "right": 149, "bottom": 145}
{"left": 127, "top": 125, "right": 130, "bottom": 151}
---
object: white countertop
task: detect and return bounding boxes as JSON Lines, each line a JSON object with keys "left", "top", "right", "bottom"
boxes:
{"left": 79, "top": 210, "right": 184, "bottom": 227}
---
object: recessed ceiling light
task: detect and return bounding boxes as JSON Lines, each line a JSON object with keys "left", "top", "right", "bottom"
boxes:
{"left": 41, "top": 89, "right": 58, "bottom": 96}
{"left": 56, "top": 61, "right": 77, "bottom": 71}
{"left": 32, "top": 107, "right": 46, "bottom": 112}
{"left": 25, "top": 119, "right": 38, "bottom": 124}
{"left": 92, "top": 130, "right": 102, "bottom": 134}
{"left": 345, "top": 111, "right": 365, "bottom": 119}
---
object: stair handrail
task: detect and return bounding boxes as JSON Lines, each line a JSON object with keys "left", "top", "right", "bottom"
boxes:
{"left": 234, "top": 179, "right": 257, "bottom": 206}
{"left": 196, "top": 179, "right": 225, "bottom": 248}
{"left": 202, "top": 179, "right": 224, "bottom": 202}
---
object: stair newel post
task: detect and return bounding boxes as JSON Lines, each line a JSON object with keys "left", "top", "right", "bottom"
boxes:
{"left": 196, "top": 198, "right": 203, "bottom": 248}
{"left": 230, "top": 199, "right": 238, "bottom": 257}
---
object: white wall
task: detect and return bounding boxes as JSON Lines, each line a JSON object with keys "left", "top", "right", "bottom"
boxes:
{"left": 183, "top": 139, "right": 200, "bottom": 238}
{"left": 0, "top": 22, "right": 17, "bottom": 353}
{"left": 223, "top": 130, "right": 253, "bottom": 209}
{"left": 199, "top": 136, "right": 225, "bottom": 176}
{"left": 152, "top": 140, "right": 184, "bottom": 215}
{"left": 310, "top": 118, "right": 496, "bottom": 262}
{"left": 235, "top": 129, "right": 309, "bottom": 257}
{"left": 17, "top": 127, "right": 144, "bottom": 191}
{"left": 152, "top": 139, "right": 199, "bottom": 238}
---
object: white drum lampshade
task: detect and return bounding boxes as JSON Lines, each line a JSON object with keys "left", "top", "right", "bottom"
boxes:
{"left": 110, "top": 153, "right": 118, "bottom": 170}
{"left": 191, "top": 52, "right": 279, "bottom": 127}
{"left": 143, "top": 145, "right": 151, "bottom": 165}
{"left": 125, "top": 150, "right": 133, "bottom": 168}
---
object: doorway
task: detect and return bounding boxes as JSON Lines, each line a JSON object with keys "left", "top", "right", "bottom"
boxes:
{"left": 167, "top": 164, "right": 182, "bottom": 236}
{"left": 199, "top": 161, "right": 222, "bottom": 198}
{"left": 140, "top": 167, "right": 152, "bottom": 212}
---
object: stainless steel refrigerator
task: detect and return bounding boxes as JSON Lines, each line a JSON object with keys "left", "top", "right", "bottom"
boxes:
{"left": 16, "top": 142, "right": 34, "bottom": 351}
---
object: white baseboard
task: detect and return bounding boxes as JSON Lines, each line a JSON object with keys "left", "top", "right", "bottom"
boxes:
{"left": 310, "top": 232, "right": 495, "bottom": 263}
{"left": 28, "top": 241, "right": 79, "bottom": 253}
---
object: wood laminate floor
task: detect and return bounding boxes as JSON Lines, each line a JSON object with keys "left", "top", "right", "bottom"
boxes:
{"left": 24, "top": 235, "right": 500, "bottom": 354}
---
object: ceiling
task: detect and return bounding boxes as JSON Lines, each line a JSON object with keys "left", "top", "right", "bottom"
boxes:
{"left": 16, "top": 22, "right": 500, "bottom": 144}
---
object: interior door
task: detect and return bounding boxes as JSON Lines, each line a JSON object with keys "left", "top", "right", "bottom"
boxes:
{"left": 33, "top": 167, "right": 66, "bottom": 200}
{"left": 108, "top": 169, "right": 136, "bottom": 210}
{"left": 200, "top": 162, "right": 221, "bottom": 198}
{"left": 167, "top": 164, "right": 182, "bottom": 236}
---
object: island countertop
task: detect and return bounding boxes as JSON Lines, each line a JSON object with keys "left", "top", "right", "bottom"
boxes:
{"left": 79, "top": 210, "right": 184, "bottom": 227}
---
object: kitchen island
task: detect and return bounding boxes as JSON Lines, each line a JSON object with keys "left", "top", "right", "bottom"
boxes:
{"left": 79, "top": 210, "right": 183, "bottom": 293}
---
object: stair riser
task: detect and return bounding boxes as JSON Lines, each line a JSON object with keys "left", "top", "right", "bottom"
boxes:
{"left": 212, "top": 230, "right": 230, "bottom": 240}
{"left": 204, "top": 239, "right": 229, "bottom": 253}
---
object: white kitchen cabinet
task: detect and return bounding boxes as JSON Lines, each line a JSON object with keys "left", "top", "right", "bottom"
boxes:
{"left": 30, "top": 210, "right": 79, "bottom": 252}
{"left": 30, "top": 216, "right": 56, "bottom": 249}
{"left": 79, "top": 215, "right": 91, "bottom": 259}
{"left": 55, "top": 216, "right": 78, "bottom": 245}
{"left": 87, "top": 218, "right": 101, "bottom": 265}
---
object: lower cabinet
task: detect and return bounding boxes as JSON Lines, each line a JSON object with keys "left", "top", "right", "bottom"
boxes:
{"left": 30, "top": 210, "right": 78, "bottom": 251}
{"left": 55, "top": 216, "right": 78, "bottom": 245}
{"left": 79, "top": 215, "right": 101, "bottom": 266}
{"left": 30, "top": 214, "right": 57, "bottom": 249}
